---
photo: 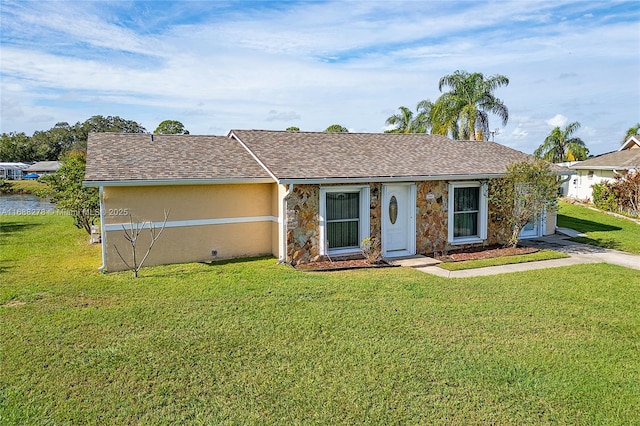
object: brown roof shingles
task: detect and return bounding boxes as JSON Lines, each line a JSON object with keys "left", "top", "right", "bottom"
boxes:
{"left": 570, "top": 149, "right": 640, "bottom": 170}
{"left": 86, "top": 130, "right": 559, "bottom": 184}
{"left": 84, "top": 133, "right": 272, "bottom": 182}
{"left": 231, "top": 130, "right": 537, "bottom": 180}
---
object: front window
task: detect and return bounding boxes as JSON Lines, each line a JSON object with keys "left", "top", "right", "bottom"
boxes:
{"left": 448, "top": 182, "right": 488, "bottom": 244}
{"left": 453, "top": 187, "right": 479, "bottom": 238}
{"left": 326, "top": 192, "right": 360, "bottom": 249}
{"left": 319, "top": 186, "right": 370, "bottom": 255}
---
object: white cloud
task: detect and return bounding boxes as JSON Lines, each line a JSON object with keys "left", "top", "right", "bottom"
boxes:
{"left": 547, "top": 114, "right": 568, "bottom": 128}
{"left": 266, "top": 110, "right": 301, "bottom": 122}
{"left": 511, "top": 127, "right": 529, "bottom": 139}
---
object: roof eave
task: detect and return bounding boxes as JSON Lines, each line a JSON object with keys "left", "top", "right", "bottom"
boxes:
{"left": 278, "top": 173, "right": 505, "bottom": 185}
{"left": 571, "top": 165, "right": 640, "bottom": 170}
{"left": 83, "top": 177, "right": 276, "bottom": 187}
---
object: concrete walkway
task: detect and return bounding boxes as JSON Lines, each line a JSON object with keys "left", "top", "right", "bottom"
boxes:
{"left": 414, "top": 230, "right": 640, "bottom": 278}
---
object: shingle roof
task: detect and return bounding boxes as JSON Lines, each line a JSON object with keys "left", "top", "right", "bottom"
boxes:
{"left": 84, "top": 133, "right": 272, "bottom": 183}
{"left": 231, "top": 130, "right": 539, "bottom": 180}
{"left": 571, "top": 148, "right": 640, "bottom": 170}
{"left": 25, "top": 161, "right": 61, "bottom": 172}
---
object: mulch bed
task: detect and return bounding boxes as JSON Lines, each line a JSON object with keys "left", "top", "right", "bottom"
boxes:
{"left": 295, "top": 245, "right": 539, "bottom": 271}
{"left": 296, "top": 257, "right": 396, "bottom": 272}
{"left": 435, "top": 245, "right": 538, "bottom": 262}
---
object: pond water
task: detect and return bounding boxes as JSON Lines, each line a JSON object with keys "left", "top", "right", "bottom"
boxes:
{"left": 0, "top": 194, "right": 56, "bottom": 215}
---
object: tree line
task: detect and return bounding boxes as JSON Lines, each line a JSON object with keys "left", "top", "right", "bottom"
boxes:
{"left": 0, "top": 117, "right": 188, "bottom": 162}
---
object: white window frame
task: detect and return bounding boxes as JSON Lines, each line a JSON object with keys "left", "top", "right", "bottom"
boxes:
{"left": 447, "top": 181, "right": 488, "bottom": 245}
{"left": 319, "top": 185, "right": 370, "bottom": 256}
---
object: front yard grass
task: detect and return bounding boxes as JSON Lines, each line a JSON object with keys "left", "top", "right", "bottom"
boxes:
{"left": 437, "top": 249, "right": 569, "bottom": 271}
{"left": 1, "top": 214, "right": 639, "bottom": 424}
{"left": 558, "top": 201, "right": 640, "bottom": 254}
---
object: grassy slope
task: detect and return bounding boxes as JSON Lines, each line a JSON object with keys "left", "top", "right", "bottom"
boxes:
{"left": 1, "top": 214, "right": 639, "bottom": 425}
{"left": 0, "top": 180, "right": 47, "bottom": 195}
{"left": 558, "top": 201, "right": 640, "bottom": 254}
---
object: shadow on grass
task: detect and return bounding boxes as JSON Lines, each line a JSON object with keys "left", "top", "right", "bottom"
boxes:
{"left": 557, "top": 214, "right": 622, "bottom": 233}
{"left": 571, "top": 237, "right": 621, "bottom": 250}
{"left": 0, "top": 221, "right": 40, "bottom": 236}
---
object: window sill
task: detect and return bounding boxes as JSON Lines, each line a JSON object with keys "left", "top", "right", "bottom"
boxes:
{"left": 449, "top": 237, "right": 484, "bottom": 245}
{"left": 328, "top": 247, "right": 361, "bottom": 256}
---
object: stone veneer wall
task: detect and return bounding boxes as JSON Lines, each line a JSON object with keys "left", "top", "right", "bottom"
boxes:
{"left": 286, "top": 180, "right": 511, "bottom": 264}
{"left": 286, "top": 184, "right": 320, "bottom": 265}
{"left": 415, "top": 181, "right": 449, "bottom": 254}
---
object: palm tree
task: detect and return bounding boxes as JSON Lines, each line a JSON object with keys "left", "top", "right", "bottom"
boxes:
{"left": 431, "top": 70, "right": 509, "bottom": 140}
{"left": 385, "top": 100, "right": 434, "bottom": 133}
{"left": 534, "top": 121, "right": 589, "bottom": 162}
{"left": 623, "top": 123, "right": 640, "bottom": 144}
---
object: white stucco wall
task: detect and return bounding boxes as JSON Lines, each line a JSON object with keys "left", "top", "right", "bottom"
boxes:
{"left": 565, "top": 169, "right": 615, "bottom": 201}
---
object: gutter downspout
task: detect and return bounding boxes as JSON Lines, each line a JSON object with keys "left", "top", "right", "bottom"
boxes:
{"left": 279, "top": 184, "right": 294, "bottom": 263}
{"left": 98, "top": 186, "right": 107, "bottom": 272}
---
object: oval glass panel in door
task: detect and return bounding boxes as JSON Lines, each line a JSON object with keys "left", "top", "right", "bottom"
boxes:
{"left": 389, "top": 195, "right": 398, "bottom": 224}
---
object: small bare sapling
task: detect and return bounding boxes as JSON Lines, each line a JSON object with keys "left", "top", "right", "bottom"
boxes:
{"left": 113, "top": 210, "right": 170, "bottom": 277}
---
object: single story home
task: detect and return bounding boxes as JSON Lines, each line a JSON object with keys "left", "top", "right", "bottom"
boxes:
{"left": 84, "top": 131, "right": 566, "bottom": 272}
{"left": 563, "top": 136, "right": 640, "bottom": 201}
{"left": 25, "top": 161, "right": 62, "bottom": 177}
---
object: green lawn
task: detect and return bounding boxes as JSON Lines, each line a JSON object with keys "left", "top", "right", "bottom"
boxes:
{"left": 558, "top": 201, "right": 640, "bottom": 254}
{"left": 1, "top": 214, "right": 640, "bottom": 425}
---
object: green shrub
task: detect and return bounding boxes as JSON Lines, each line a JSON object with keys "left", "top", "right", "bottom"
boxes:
{"left": 592, "top": 182, "right": 618, "bottom": 212}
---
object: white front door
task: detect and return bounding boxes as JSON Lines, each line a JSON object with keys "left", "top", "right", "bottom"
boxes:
{"left": 382, "top": 184, "right": 416, "bottom": 257}
{"left": 519, "top": 213, "right": 545, "bottom": 239}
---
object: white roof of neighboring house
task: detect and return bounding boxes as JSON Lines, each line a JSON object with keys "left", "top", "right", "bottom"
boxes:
{"left": 0, "top": 162, "right": 29, "bottom": 169}
{"left": 25, "top": 161, "right": 62, "bottom": 172}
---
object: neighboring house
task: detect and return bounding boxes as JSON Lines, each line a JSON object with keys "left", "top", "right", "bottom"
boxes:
{"left": 0, "top": 162, "right": 29, "bottom": 180}
{"left": 84, "top": 131, "right": 566, "bottom": 272}
{"left": 565, "top": 136, "right": 640, "bottom": 200}
{"left": 25, "top": 161, "right": 62, "bottom": 177}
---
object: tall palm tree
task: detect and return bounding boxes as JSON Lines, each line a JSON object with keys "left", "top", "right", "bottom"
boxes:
{"left": 431, "top": 70, "right": 509, "bottom": 140}
{"left": 534, "top": 121, "right": 589, "bottom": 162}
{"left": 623, "top": 123, "right": 640, "bottom": 144}
{"left": 385, "top": 100, "right": 434, "bottom": 133}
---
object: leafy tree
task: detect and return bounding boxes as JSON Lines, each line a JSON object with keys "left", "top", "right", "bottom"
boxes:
{"left": 154, "top": 120, "right": 189, "bottom": 135}
{"left": 432, "top": 70, "right": 509, "bottom": 140}
{"left": 385, "top": 100, "right": 434, "bottom": 134}
{"left": 72, "top": 115, "right": 147, "bottom": 151}
{"left": 0, "top": 131, "right": 54, "bottom": 162}
{"left": 325, "top": 124, "right": 349, "bottom": 132}
{"left": 31, "top": 122, "right": 78, "bottom": 160}
{"left": 489, "top": 159, "right": 559, "bottom": 247}
{"left": 623, "top": 123, "right": 640, "bottom": 144}
{"left": 40, "top": 151, "right": 99, "bottom": 235}
{"left": 534, "top": 121, "right": 588, "bottom": 162}
{"left": 286, "top": 126, "right": 300, "bottom": 132}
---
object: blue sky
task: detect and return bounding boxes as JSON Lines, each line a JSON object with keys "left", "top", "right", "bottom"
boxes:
{"left": 1, "top": 0, "right": 638, "bottom": 155}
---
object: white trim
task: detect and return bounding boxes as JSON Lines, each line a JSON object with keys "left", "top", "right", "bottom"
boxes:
{"left": 381, "top": 183, "right": 416, "bottom": 257}
{"left": 98, "top": 186, "right": 106, "bottom": 271}
{"left": 447, "top": 181, "right": 488, "bottom": 245}
{"left": 278, "top": 174, "right": 506, "bottom": 185}
{"left": 319, "top": 185, "right": 370, "bottom": 256}
{"left": 104, "top": 215, "right": 278, "bottom": 232}
{"left": 229, "top": 132, "right": 280, "bottom": 181}
{"left": 83, "top": 177, "right": 275, "bottom": 187}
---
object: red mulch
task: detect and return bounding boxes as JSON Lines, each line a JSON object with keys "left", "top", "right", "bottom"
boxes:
{"left": 296, "top": 258, "right": 392, "bottom": 272}
{"left": 435, "top": 245, "right": 538, "bottom": 262}
{"left": 296, "top": 245, "right": 538, "bottom": 271}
